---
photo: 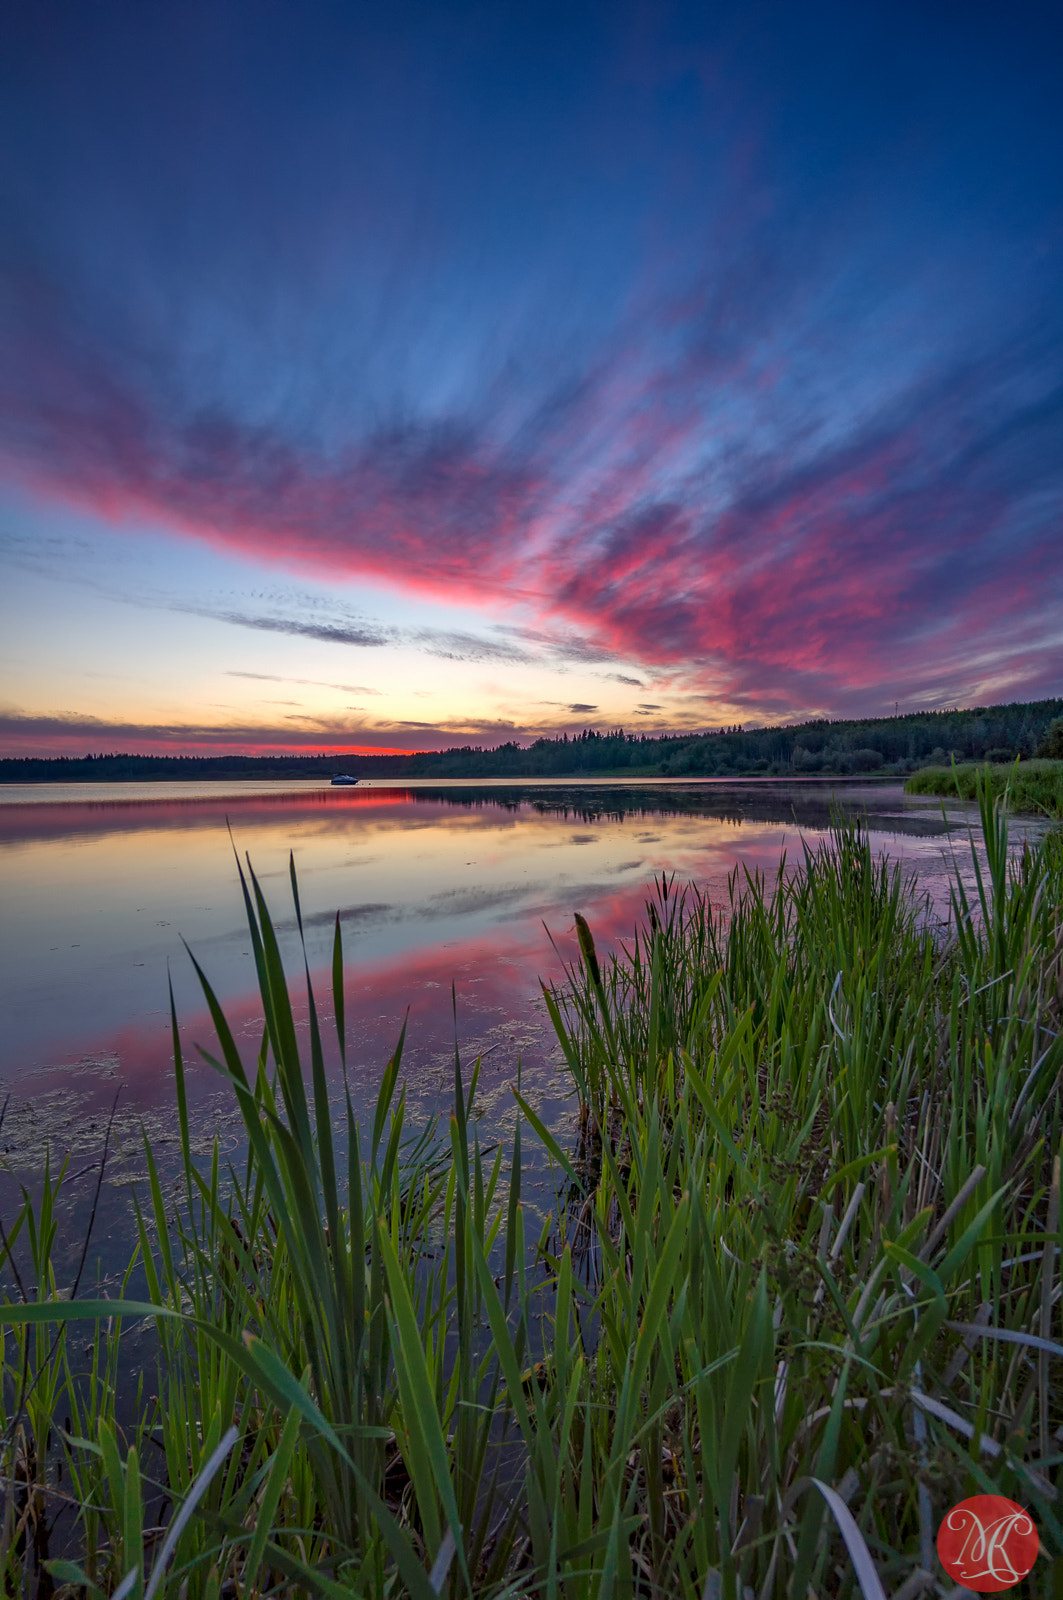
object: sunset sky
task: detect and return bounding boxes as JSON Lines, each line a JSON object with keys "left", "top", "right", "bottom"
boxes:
{"left": 2, "top": 0, "right": 1061, "bottom": 756}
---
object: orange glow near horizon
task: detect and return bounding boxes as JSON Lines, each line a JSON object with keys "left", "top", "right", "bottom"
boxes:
{"left": 0, "top": 736, "right": 435, "bottom": 760}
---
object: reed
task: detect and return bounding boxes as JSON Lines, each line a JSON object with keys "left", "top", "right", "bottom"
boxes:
{"left": 906, "top": 757, "right": 1063, "bottom": 817}
{"left": 2, "top": 773, "right": 1062, "bottom": 1596}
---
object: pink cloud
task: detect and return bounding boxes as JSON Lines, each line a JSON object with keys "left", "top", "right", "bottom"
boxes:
{"left": 3, "top": 263, "right": 1061, "bottom": 717}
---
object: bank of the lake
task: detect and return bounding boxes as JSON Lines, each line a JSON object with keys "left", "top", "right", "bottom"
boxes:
{"left": 906, "top": 757, "right": 1063, "bottom": 818}
{"left": 4, "top": 693, "right": 1063, "bottom": 787}
{"left": 3, "top": 777, "right": 1063, "bottom": 1597}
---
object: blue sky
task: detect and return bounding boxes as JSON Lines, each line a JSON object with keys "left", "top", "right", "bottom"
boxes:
{"left": 2, "top": 0, "right": 1061, "bottom": 754}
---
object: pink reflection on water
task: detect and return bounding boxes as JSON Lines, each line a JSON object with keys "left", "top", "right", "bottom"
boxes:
{"left": 3, "top": 870, "right": 684, "bottom": 1151}
{"left": 2, "top": 778, "right": 985, "bottom": 1169}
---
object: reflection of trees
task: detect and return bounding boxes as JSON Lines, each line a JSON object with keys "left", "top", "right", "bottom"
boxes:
{"left": 405, "top": 784, "right": 950, "bottom": 838}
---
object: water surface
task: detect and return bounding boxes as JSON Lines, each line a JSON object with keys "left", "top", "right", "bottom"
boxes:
{"left": 0, "top": 776, "right": 1028, "bottom": 1183}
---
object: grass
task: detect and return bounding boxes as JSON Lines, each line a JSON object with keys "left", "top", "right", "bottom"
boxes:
{"left": 2, "top": 773, "right": 1063, "bottom": 1596}
{"left": 905, "top": 757, "right": 1063, "bottom": 817}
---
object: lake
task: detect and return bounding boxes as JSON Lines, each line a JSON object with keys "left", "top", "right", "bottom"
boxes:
{"left": 0, "top": 776, "right": 1033, "bottom": 1202}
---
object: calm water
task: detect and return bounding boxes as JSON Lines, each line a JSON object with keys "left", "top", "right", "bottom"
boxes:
{"left": 0, "top": 776, "right": 1034, "bottom": 1188}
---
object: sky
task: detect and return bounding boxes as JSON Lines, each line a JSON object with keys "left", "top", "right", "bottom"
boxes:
{"left": 1, "top": 0, "right": 1061, "bottom": 757}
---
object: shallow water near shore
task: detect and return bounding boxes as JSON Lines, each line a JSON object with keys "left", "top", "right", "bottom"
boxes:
{"left": 0, "top": 776, "right": 1050, "bottom": 1211}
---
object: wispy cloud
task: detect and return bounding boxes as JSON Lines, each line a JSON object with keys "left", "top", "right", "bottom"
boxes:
{"left": 0, "top": 696, "right": 671, "bottom": 756}
{"left": 0, "top": 710, "right": 414, "bottom": 755}
{"left": 183, "top": 605, "right": 388, "bottom": 648}
{"left": 0, "top": 534, "right": 562, "bottom": 673}
{"left": 225, "top": 671, "right": 381, "bottom": 694}
{"left": 408, "top": 629, "right": 534, "bottom": 665}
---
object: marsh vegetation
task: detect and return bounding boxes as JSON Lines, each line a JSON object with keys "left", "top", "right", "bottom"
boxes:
{"left": 906, "top": 758, "right": 1063, "bottom": 819}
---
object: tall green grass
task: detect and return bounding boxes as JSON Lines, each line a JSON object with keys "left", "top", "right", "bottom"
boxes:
{"left": 906, "top": 757, "right": 1063, "bottom": 817}
{"left": 3, "top": 774, "right": 1063, "bottom": 1596}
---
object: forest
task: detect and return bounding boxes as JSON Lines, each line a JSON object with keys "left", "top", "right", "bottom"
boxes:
{"left": 3, "top": 696, "right": 1063, "bottom": 782}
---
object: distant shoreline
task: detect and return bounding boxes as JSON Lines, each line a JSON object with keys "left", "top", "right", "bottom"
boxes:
{"left": 3, "top": 696, "right": 1060, "bottom": 784}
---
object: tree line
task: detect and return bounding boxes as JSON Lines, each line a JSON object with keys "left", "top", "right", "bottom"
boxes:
{"left": 3, "top": 697, "right": 1062, "bottom": 783}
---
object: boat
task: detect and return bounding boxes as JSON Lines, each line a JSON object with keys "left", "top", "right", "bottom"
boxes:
{"left": 330, "top": 774, "right": 360, "bottom": 786}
